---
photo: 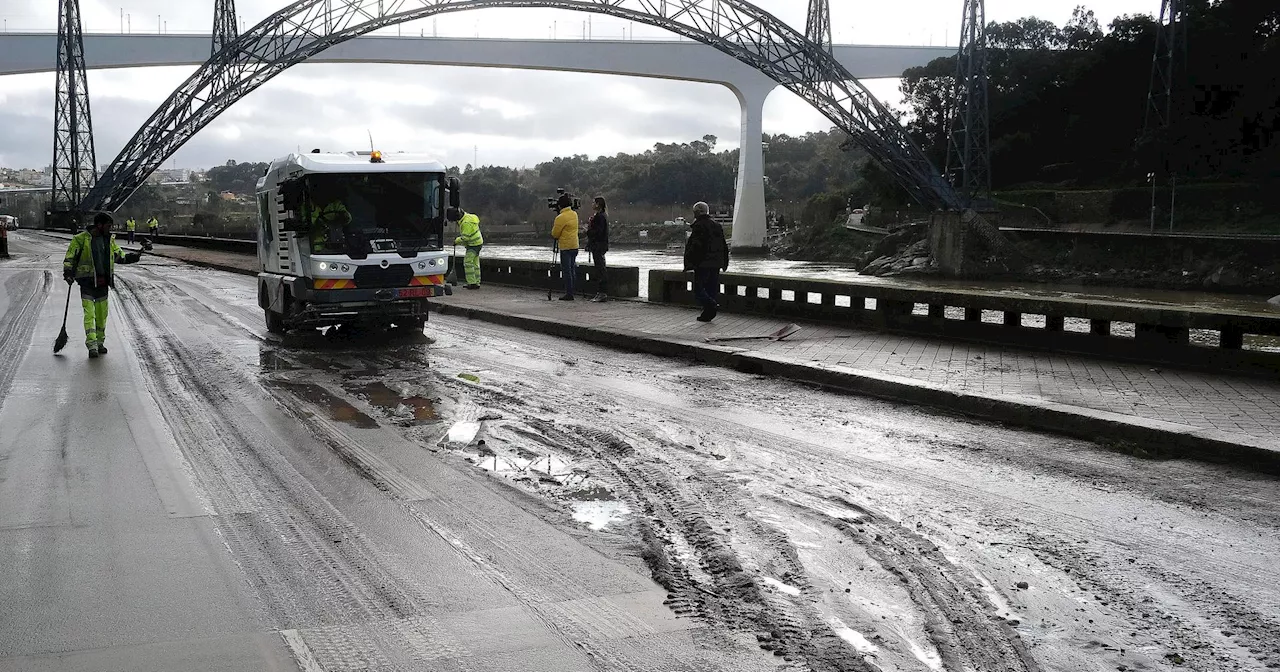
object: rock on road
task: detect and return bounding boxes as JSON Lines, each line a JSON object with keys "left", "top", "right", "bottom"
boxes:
{"left": 1, "top": 230, "right": 1278, "bottom": 672}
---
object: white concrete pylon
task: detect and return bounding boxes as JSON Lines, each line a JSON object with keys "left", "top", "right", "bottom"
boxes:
{"left": 728, "top": 78, "right": 775, "bottom": 250}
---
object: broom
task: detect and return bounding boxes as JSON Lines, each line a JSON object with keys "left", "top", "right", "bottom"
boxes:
{"left": 52, "top": 283, "right": 72, "bottom": 353}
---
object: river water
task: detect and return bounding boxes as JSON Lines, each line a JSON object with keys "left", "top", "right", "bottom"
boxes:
{"left": 479, "top": 243, "right": 1280, "bottom": 352}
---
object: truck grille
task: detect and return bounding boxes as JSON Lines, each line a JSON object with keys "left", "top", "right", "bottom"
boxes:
{"left": 353, "top": 264, "right": 414, "bottom": 288}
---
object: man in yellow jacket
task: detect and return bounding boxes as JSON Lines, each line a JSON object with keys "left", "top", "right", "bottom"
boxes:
{"left": 550, "top": 193, "right": 580, "bottom": 301}
{"left": 63, "top": 213, "right": 142, "bottom": 358}
{"left": 125, "top": 216, "right": 137, "bottom": 244}
{"left": 449, "top": 207, "right": 484, "bottom": 289}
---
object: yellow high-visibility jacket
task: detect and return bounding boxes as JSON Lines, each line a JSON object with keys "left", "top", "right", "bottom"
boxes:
{"left": 454, "top": 212, "right": 483, "bottom": 247}
{"left": 63, "top": 231, "right": 138, "bottom": 284}
{"left": 551, "top": 207, "right": 578, "bottom": 250}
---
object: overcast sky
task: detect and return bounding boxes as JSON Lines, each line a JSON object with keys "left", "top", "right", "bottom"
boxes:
{"left": 0, "top": 0, "right": 1160, "bottom": 171}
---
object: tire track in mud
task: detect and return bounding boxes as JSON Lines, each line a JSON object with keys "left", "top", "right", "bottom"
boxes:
{"left": 434, "top": 366, "right": 878, "bottom": 672}
{"left": 428, "top": 343, "right": 1043, "bottom": 668}
{"left": 0, "top": 270, "right": 50, "bottom": 401}
{"left": 425, "top": 331, "right": 1271, "bottom": 672}
{"left": 113, "top": 281, "right": 475, "bottom": 670}
{"left": 112, "top": 276, "right": 764, "bottom": 672}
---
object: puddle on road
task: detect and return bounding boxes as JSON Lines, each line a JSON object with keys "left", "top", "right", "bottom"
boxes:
{"left": 571, "top": 501, "right": 632, "bottom": 531}
{"left": 446, "top": 421, "right": 481, "bottom": 445}
{"left": 761, "top": 576, "right": 802, "bottom": 596}
{"left": 275, "top": 381, "right": 378, "bottom": 428}
{"left": 358, "top": 382, "right": 437, "bottom": 423}
{"left": 825, "top": 616, "right": 879, "bottom": 654}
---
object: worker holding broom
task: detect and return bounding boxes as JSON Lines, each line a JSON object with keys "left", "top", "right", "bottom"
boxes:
{"left": 60, "top": 213, "right": 141, "bottom": 358}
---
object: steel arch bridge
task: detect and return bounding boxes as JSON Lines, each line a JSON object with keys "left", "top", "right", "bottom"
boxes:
{"left": 83, "top": 0, "right": 962, "bottom": 212}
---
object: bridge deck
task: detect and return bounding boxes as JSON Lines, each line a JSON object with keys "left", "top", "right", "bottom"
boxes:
{"left": 135, "top": 241, "right": 1280, "bottom": 452}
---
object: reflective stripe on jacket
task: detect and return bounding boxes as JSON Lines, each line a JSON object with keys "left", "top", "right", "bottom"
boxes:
{"left": 454, "top": 212, "right": 483, "bottom": 247}
{"left": 551, "top": 207, "right": 579, "bottom": 250}
{"left": 64, "top": 231, "right": 124, "bottom": 281}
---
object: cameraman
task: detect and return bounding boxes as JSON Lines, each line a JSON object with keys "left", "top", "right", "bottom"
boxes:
{"left": 550, "top": 193, "right": 580, "bottom": 301}
{"left": 585, "top": 196, "right": 610, "bottom": 302}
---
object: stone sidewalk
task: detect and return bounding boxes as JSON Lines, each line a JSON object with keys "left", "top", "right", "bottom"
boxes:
{"left": 136, "top": 241, "right": 1280, "bottom": 465}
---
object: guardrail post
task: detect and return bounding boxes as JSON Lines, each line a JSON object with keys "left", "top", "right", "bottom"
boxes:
{"left": 964, "top": 307, "right": 982, "bottom": 322}
{"left": 927, "top": 304, "right": 944, "bottom": 318}
{"left": 1004, "top": 311, "right": 1022, "bottom": 327}
{"left": 1090, "top": 319, "right": 1111, "bottom": 336}
{"left": 1135, "top": 323, "right": 1189, "bottom": 347}
{"left": 1045, "top": 315, "right": 1065, "bottom": 332}
{"left": 1220, "top": 327, "right": 1244, "bottom": 350}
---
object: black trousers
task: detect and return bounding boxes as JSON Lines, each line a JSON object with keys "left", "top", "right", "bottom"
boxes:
{"left": 592, "top": 251, "right": 607, "bottom": 294}
{"left": 693, "top": 268, "right": 720, "bottom": 309}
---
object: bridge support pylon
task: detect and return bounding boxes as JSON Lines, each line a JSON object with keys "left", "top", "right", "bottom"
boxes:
{"left": 729, "top": 79, "right": 774, "bottom": 251}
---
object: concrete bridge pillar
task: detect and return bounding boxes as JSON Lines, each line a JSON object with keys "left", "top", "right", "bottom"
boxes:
{"left": 727, "top": 79, "right": 775, "bottom": 250}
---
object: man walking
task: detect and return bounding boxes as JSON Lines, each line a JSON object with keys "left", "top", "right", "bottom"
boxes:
{"left": 585, "top": 196, "right": 610, "bottom": 302}
{"left": 551, "top": 193, "right": 580, "bottom": 301}
{"left": 450, "top": 207, "right": 484, "bottom": 289}
{"left": 125, "top": 216, "right": 137, "bottom": 244}
{"left": 63, "top": 213, "right": 142, "bottom": 358}
{"left": 146, "top": 215, "right": 159, "bottom": 239}
{"left": 683, "top": 201, "right": 729, "bottom": 322}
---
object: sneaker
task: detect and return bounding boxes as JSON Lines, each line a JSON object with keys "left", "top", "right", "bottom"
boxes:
{"left": 591, "top": 293, "right": 607, "bottom": 303}
{"left": 97, "top": 344, "right": 108, "bottom": 355}
{"left": 87, "top": 347, "right": 99, "bottom": 359}
{"left": 559, "top": 294, "right": 575, "bottom": 301}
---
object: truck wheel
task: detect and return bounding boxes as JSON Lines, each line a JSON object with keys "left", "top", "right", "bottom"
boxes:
{"left": 265, "top": 308, "right": 287, "bottom": 334}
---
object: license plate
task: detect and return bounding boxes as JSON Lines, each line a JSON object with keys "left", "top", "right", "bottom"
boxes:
{"left": 397, "top": 287, "right": 431, "bottom": 298}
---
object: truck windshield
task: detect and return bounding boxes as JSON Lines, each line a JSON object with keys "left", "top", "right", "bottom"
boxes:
{"left": 304, "top": 172, "right": 443, "bottom": 255}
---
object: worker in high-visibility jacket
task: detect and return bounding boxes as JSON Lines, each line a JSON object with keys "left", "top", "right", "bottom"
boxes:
{"left": 63, "top": 213, "right": 142, "bottom": 358}
{"left": 146, "top": 216, "right": 159, "bottom": 238}
{"left": 125, "top": 217, "right": 137, "bottom": 244}
{"left": 449, "top": 207, "right": 484, "bottom": 289}
{"left": 309, "top": 197, "right": 351, "bottom": 253}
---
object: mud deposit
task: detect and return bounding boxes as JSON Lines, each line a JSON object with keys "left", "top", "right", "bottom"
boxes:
{"left": 13, "top": 235, "right": 1269, "bottom": 672}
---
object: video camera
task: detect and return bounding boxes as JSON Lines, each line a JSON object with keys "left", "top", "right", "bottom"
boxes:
{"left": 546, "top": 187, "right": 581, "bottom": 212}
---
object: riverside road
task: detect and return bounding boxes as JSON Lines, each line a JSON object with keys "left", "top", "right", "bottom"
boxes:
{"left": 1, "top": 230, "right": 1278, "bottom": 672}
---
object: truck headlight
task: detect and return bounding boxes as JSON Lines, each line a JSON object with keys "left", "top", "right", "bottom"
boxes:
{"left": 318, "top": 262, "right": 329, "bottom": 271}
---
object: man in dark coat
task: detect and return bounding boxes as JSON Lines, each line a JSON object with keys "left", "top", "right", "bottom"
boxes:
{"left": 682, "top": 201, "right": 730, "bottom": 322}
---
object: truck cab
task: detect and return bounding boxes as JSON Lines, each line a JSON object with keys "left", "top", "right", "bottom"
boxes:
{"left": 255, "top": 150, "right": 455, "bottom": 334}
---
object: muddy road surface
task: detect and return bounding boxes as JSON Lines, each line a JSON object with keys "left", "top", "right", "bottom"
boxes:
{"left": 2, "top": 231, "right": 1278, "bottom": 672}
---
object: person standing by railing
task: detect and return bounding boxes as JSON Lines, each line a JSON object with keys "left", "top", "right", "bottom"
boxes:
{"left": 450, "top": 207, "right": 484, "bottom": 289}
{"left": 550, "top": 193, "right": 580, "bottom": 301}
{"left": 585, "top": 196, "right": 610, "bottom": 302}
{"left": 683, "top": 201, "right": 729, "bottom": 322}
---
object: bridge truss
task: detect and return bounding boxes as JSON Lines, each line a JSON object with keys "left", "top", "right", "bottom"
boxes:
{"left": 83, "top": 0, "right": 963, "bottom": 213}
{"left": 52, "top": 0, "right": 96, "bottom": 216}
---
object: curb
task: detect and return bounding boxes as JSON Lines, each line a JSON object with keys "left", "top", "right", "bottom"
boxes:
{"left": 69, "top": 232, "right": 1277, "bottom": 475}
{"left": 428, "top": 300, "right": 1280, "bottom": 475}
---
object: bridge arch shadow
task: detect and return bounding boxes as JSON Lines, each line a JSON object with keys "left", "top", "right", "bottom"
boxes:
{"left": 86, "top": 0, "right": 959, "bottom": 214}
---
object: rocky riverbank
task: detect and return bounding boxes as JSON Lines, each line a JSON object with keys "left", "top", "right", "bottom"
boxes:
{"left": 777, "top": 218, "right": 1280, "bottom": 295}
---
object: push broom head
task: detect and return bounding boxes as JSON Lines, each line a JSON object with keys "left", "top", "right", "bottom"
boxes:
{"left": 53, "top": 326, "right": 69, "bottom": 353}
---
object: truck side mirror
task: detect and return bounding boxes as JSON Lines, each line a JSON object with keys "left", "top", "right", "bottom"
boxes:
{"left": 279, "top": 178, "right": 304, "bottom": 212}
{"left": 277, "top": 178, "right": 310, "bottom": 232}
{"left": 447, "top": 176, "right": 461, "bottom": 209}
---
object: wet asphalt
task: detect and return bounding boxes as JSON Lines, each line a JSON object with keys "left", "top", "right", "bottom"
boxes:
{"left": 1, "top": 231, "right": 1278, "bottom": 672}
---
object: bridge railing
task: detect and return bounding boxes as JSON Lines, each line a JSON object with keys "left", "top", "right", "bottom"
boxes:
{"left": 452, "top": 255, "right": 639, "bottom": 298}
{"left": 648, "top": 270, "right": 1280, "bottom": 376}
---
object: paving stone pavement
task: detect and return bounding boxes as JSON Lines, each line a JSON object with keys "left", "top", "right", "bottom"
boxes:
{"left": 441, "top": 285, "right": 1280, "bottom": 445}
{"left": 138, "top": 242, "right": 1280, "bottom": 446}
